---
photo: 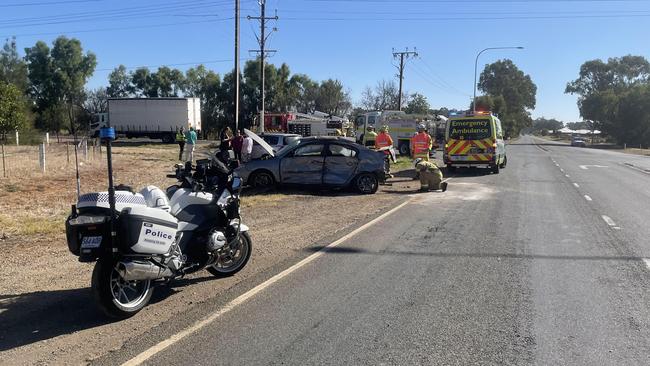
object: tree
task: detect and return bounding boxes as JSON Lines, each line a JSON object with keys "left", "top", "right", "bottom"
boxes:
{"left": 107, "top": 65, "right": 131, "bottom": 97}
{"left": 131, "top": 67, "right": 156, "bottom": 97}
{"left": 478, "top": 59, "right": 537, "bottom": 137}
{"left": 0, "top": 82, "right": 27, "bottom": 140}
{"left": 0, "top": 37, "right": 29, "bottom": 93}
{"left": 405, "top": 93, "right": 430, "bottom": 114}
{"left": 25, "top": 37, "right": 96, "bottom": 136}
{"left": 315, "top": 79, "right": 351, "bottom": 116}
{"left": 532, "top": 117, "right": 564, "bottom": 135}
{"left": 185, "top": 65, "right": 221, "bottom": 134}
{"left": 565, "top": 55, "right": 650, "bottom": 145}
{"left": 360, "top": 80, "right": 401, "bottom": 111}
{"left": 50, "top": 37, "right": 97, "bottom": 134}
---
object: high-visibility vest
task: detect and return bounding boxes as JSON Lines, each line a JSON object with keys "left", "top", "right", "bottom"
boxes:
{"left": 176, "top": 131, "right": 185, "bottom": 142}
{"left": 411, "top": 132, "right": 432, "bottom": 158}
{"left": 375, "top": 132, "right": 393, "bottom": 150}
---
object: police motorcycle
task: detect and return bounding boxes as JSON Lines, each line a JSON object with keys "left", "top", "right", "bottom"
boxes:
{"left": 65, "top": 127, "right": 251, "bottom": 318}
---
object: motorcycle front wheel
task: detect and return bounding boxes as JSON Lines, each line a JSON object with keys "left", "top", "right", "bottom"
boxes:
{"left": 207, "top": 231, "right": 252, "bottom": 278}
{"left": 91, "top": 258, "right": 154, "bottom": 319}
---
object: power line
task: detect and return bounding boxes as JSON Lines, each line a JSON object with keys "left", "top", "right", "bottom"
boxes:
{"left": 416, "top": 58, "right": 471, "bottom": 97}
{"left": 0, "top": 0, "right": 104, "bottom": 8}
{"left": 0, "top": 1, "right": 235, "bottom": 28}
{"left": 2, "top": 19, "right": 223, "bottom": 39}
{"left": 281, "top": 13, "right": 650, "bottom": 21}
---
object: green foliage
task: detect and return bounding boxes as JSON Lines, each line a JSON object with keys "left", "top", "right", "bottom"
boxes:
{"left": 24, "top": 36, "right": 96, "bottom": 134}
{"left": 566, "top": 55, "right": 650, "bottom": 145}
{"left": 477, "top": 59, "right": 537, "bottom": 137}
{"left": 107, "top": 65, "right": 131, "bottom": 97}
{"left": 532, "top": 117, "right": 564, "bottom": 133}
{"left": 0, "top": 38, "right": 29, "bottom": 93}
{"left": 405, "top": 93, "right": 430, "bottom": 115}
{"left": 0, "top": 82, "right": 27, "bottom": 141}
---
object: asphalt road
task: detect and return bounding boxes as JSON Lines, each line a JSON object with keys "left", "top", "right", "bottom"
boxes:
{"left": 99, "top": 135, "right": 650, "bottom": 365}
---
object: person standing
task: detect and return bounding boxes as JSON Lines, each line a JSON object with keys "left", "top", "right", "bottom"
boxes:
{"left": 220, "top": 126, "right": 233, "bottom": 151}
{"left": 241, "top": 133, "right": 253, "bottom": 163}
{"left": 411, "top": 123, "right": 433, "bottom": 161}
{"left": 184, "top": 127, "right": 197, "bottom": 163}
{"left": 232, "top": 130, "right": 244, "bottom": 162}
{"left": 363, "top": 126, "right": 377, "bottom": 147}
{"left": 375, "top": 125, "right": 394, "bottom": 176}
{"left": 175, "top": 126, "right": 186, "bottom": 161}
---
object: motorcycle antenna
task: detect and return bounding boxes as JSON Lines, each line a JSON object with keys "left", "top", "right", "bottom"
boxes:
{"left": 99, "top": 121, "right": 117, "bottom": 246}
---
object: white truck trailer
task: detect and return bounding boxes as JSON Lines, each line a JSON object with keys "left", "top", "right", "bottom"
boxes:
{"left": 92, "top": 98, "right": 201, "bottom": 143}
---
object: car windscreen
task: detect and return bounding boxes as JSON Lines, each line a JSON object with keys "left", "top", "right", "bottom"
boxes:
{"left": 277, "top": 137, "right": 302, "bottom": 156}
{"left": 448, "top": 119, "right": 492, "bottom": 140}
{"left": 263, "top": 136, "right": 280, "bottom": 145}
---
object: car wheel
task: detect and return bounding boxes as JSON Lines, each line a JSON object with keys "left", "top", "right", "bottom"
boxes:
{"left": 491, "top": 164, "right": 500, "bottom": 174}
{"left": 355, "top": 173, "right": 378, "bottom": 194}
{"left": 398, "top": 142, "right": 410, "bottom": 156}
{"left": 161, "top": 134, "right": 174, "bottom": 144}
{"left": 250, "top": 170, "right": 275, "bottom": 188}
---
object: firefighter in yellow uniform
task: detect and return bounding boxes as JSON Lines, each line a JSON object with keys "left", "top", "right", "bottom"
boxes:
{"left": 415, "top": 158, "right": 447, "bottom": 192}
{"left": 363, "top": 126, "right": 377, "bottom": 147}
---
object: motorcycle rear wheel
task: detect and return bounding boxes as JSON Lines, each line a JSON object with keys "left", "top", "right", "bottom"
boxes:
{"left": 207, "top": 232, "right": 252, "bottom": 278}
{"left": 92, "top": 258, "right": 154, "bottom": 319}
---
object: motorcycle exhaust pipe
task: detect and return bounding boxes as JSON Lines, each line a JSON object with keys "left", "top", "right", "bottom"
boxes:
{"left": 117, "top": 260, "right": 173, "bottom": 281}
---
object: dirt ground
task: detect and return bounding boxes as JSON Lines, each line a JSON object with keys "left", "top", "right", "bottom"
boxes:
{"left": 0, "top": 142, "right": 425, "bottom": 365}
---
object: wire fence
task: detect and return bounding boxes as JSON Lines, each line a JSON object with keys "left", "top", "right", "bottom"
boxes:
{"left": 0, "top": 138, "right": 105, "bottom": 179}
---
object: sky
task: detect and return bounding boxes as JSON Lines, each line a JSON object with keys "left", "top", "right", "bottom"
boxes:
{"left": 2, "top": 0, "right": 650, "bottom": 122}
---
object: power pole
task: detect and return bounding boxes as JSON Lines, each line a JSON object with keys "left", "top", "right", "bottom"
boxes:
{"left": 392, "top": 47, "right": 418, "bottom": 111}
{"left": 248, "top": 1, "right": 278, "bottom": 133}
{"left": 234, "top": 0, "right": 240, "bottom": 132}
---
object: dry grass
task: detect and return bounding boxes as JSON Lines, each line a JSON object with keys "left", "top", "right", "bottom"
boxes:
{"left": 0, "top": 141, "right": 192, "bottom": 241}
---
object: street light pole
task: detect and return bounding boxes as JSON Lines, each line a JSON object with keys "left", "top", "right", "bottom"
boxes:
{"left": 473, "top": 46, "right": 524, "bottom": 114}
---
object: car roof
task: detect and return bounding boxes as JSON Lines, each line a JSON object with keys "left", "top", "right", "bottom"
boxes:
{"left": 260, "top": 133, "right": 301, "bottom": 137}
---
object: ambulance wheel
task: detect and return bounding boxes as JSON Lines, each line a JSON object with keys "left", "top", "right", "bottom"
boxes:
{"left": 491, "top": 164, "right": 500, "bottom": 174}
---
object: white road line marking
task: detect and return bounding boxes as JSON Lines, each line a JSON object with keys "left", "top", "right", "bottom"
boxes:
{"left": 573, "top": 183, "right": 580, "bottom": 188}
{"left": 121, "top": 199, "right": 412, "bottom": 366}
{"left": 560, "top": 168, "right": 564, "bottom": 172}
{"left": 601, "top": 215, "right": 617, "bottom": 227}
{"left": 565, "top": 174, "right": 570, "bottom": 178}
{"left": 584, "top": 195, "right": 592, "bottom": 201}
{"left": 643, "top": 258, "right": 650, "bottom": 270}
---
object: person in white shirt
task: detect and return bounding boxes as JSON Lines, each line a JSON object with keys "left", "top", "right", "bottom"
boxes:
{"left": 241, "top": 135, "right": 253, "bottom": 163}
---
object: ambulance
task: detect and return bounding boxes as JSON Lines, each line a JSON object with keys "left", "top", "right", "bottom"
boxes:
{"left": 443, "top": 111, "right": 507, "bottom": 174}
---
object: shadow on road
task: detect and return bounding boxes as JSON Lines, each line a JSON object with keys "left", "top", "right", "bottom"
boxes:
{"left": 0, "top": 275, "right": 214, "bottom": 352}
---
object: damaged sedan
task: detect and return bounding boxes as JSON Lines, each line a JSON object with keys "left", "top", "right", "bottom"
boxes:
{"left": 236, "top": 132, "right": 385, "bottom": 194}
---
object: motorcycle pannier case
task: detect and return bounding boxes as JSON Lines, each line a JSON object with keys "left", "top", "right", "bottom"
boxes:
{"left": 120, "top": 206, "right": 179, "bottom": 255}
{"left": 66, "top": 214, "right": 111, "bottom": 262}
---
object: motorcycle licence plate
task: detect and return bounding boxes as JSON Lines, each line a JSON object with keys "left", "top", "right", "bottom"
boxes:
{"left": 81, "top": 236, "right": 102, "bottom": 248}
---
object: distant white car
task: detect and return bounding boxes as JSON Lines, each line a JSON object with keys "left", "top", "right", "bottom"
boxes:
{"left": 251, "top": 133, "right": 301, "bottom": 159}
